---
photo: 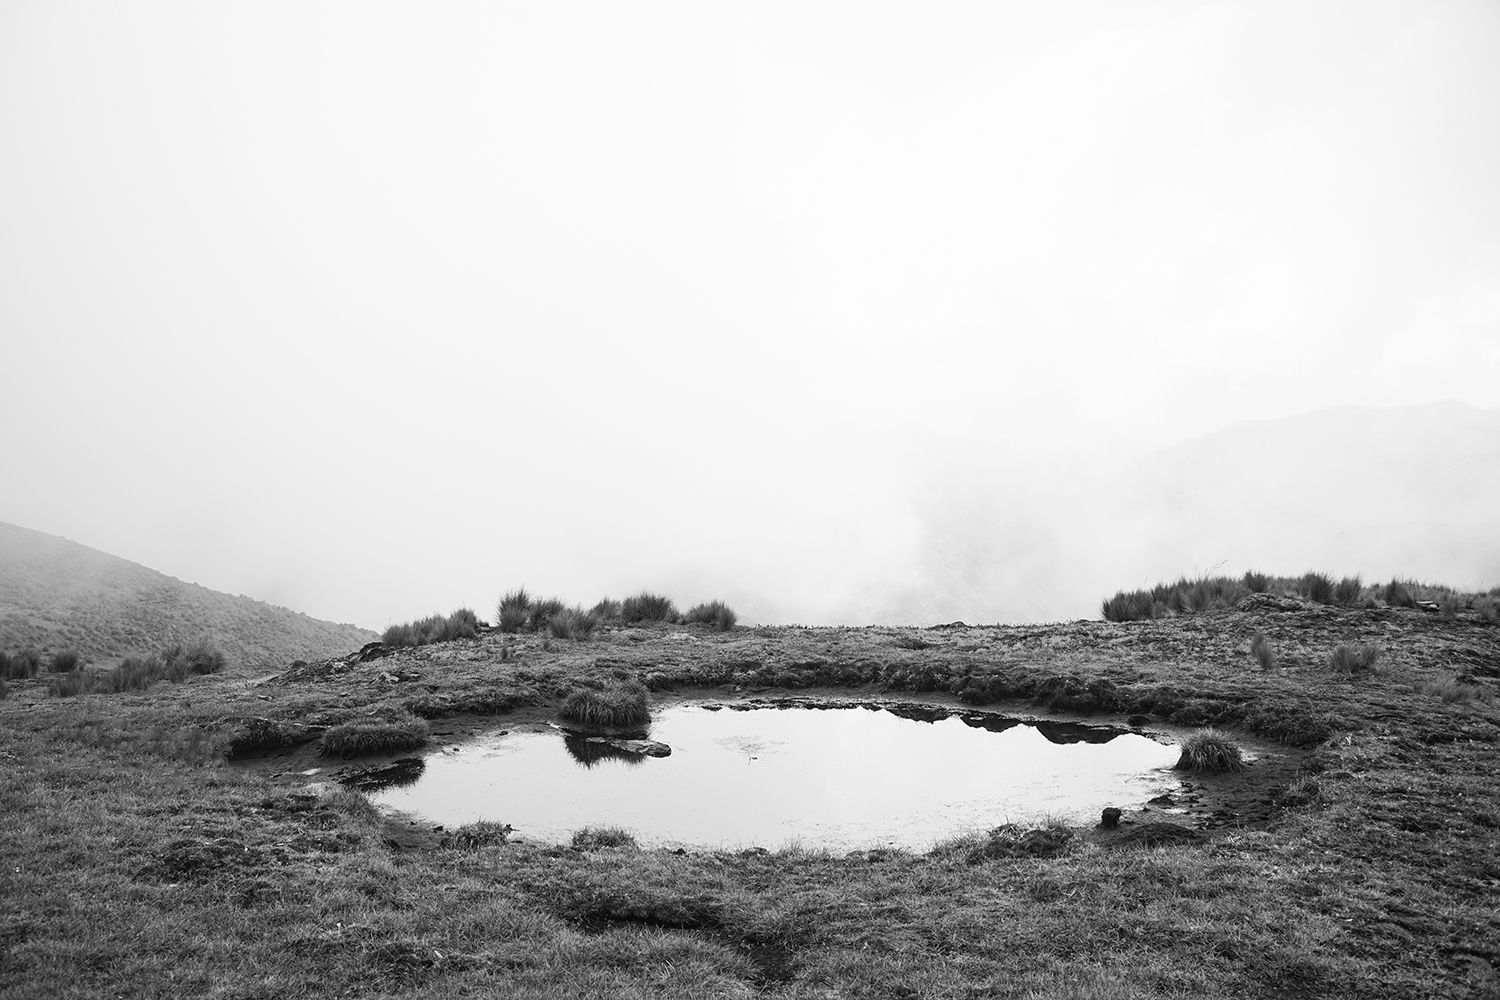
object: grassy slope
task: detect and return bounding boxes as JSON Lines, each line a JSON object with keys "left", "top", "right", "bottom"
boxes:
{"left": 0, "top": 521, "right": 375, "bottom": 669}
{"left": 2, "top": 602, "right": 1497, "bottom": 999}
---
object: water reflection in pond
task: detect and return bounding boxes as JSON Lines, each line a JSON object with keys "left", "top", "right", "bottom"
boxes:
{"left": 369, "top": 704, "right": 1184, "bottom": 850}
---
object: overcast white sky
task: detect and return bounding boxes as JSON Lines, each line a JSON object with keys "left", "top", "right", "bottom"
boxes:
{"left": 3, "top": 2, "right": 1498, "bottom": 628}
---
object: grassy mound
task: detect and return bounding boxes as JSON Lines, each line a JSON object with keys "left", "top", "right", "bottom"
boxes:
{"left": 321, "top": 713, "right": 430, "bottom": 758}
{"left": 1174, "top": 729, "right": 1246, "bottom": 773}
{"left": 571, "top": 826, "right": 638, "bottom": 851}
{"left": 621, "top": 592, "right": 678, "bottom": 623}
{"left": 558, "top": 681, "right": 650, "bottom": 729}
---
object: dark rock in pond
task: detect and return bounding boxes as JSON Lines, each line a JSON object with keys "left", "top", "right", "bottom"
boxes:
{"left": 1101, "top": 807, "right": 1122, "bottom": 829}
{"left": 1034, "top": 721, "right": 1125, "bottom": 745}
{"left": 562, "top": 735, "right": 671, "bottom": 767}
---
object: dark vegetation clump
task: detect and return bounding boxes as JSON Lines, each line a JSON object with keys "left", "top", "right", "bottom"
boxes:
{"left": 590, "top": 598, "right": 622, "bottom": 620}
{"left": 226, "top": 717, "right": 316, "bottom": 758}
{"left": 48, "top": 649, "right": 81, "bottom": 673}
{"left": 1099, "top": 569, "right": 1492, "bottom": 621}
{"left": 558, "top": 681, "right": 650, "bottom": 729}
{"left": 1333, "top": 575, "right": 1363, "bottom": 606}
{"left": 1329, "top": 643, "right": 1382, "bottom": 676}
{"left": 527, "top": 597, "right": 567, "bottom": 632}
{"left": 1418, "top": 675, "right": 1495, "bottom": 704}
{"left": 684, "top": 600, "right": 737, "bottom": 631}
{"left": 382, "top": 608, "right": 480, "bottom": 648}
{"left": 571, "top": 826, "right": 638, "bottom": 851}
{"left": 1174, "top": 729, "right": 1246, "bottom": 773}
{"left": 1102, "top": 575, "right": 1247, "bottom": 621}
{"left": 1242, "top": 570, "right": 1269, "bottom": 593}
{"left": 497, "top": 588, "right": 531, "bottom": 633}
{"left": 445, "top": 820, "right": 513, "bottom": 851}
{"left": 0, "top": 649, "right": 42, "bottom": 680}
{"left": 1249, "top": 632, "right": 1276, "bottom": 670}
{"left": 1295, "top": 572, "right": 1334, "bottom": 605}
{"left": 621, "top": 592, "right": 679, "bottom": 623}
{"left": 321, "top": 712, "right": 430, "bottom": 758}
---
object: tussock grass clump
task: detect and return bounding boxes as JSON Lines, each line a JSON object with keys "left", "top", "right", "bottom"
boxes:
{"left": 548, "top": 607, "right": 600, "bottom": 640}
{"left": 940, "top": 823, "right": 1075, "bottom": 863}
{"left": 621, "top": 592, "right": 679, "bottom": 624}
{"left": 1102, "top": 575, "right": 1246, "bottom": 621}
{"left": 47, "top": 671, "right": 88, "bottom": 697}
{"left": 589, "top": 598, "right": 622, "bottom": 620}
{"left": 1249, "top": 632, "right": 1276, "bottom": 670}
{"left": 1329, "top": 643, "right": 1381, "bottom": 675}
{"left": 497, "top": 588, "right": 531, "bottom": 633}
{"left": 1418, "top": 676, "right": 1495, "bottom": 704}
{"left": 0, "top": 675, "right": 7, "bottom": 699}
{"left": 383, "top": 608, "right": 481, "bottom": 648}
{"left": 321, "top": 713, "right": 430, "bottom": 758}
{"left": 1, "top": 650, "right": 41, "bottom": 680}
{"left": 1243, "top": 570, "right": 1269, "bottom": 593}
{"left": 1333, "top": 575, "right": 1363, "bottom": 605}
{"left": 1174, "top": 728, "right": 1245, "bottom": 773}
{"left": 48, "top": 649, "right": 81, "bottom": 673}
{"left": 1295, "top": 572, "right": 1334, "bottom": 605}
{"left": 571, "top": 826, "right": 638, "bottom": 850}
{"left": 684, "top": 600, "right": 737, "bottom": 631}
{"left": 558, "top": 681, "right": 650, "bottom": 729}
{"left": 164, "top": 637, "right": 227, "bottom": 676}
{"left": 446, "top": 820, "right": 513, "bottom": 850}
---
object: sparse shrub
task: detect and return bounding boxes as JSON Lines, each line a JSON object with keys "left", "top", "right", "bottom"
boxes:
{"left": 1329, "top": 643, "right": 1381, "bottom": 675}
{"left": 590, "top": 598, "right": 622, "bottom": 620}
{"left": 321, "top": 713, "right": 430, "bottom": 758}
{"left": 446, "top": 820, "right": 513, "bottom": 850}
{"left": 684, "top": 600, "right": 737, "bottom": 631}
{"left": 177, "top": 636, "right": 226, "bottom": 675}
{"left": 1296, "top": 572, "right": 1334, "bottom": 605}
{"left": 571, "top": 826, "right": 638, "bottom": 850}
{"left": 1333, "top": 575, "right": 1362, "bottom": 606}
{"left": 558, "top": 681, "right": 650, "bottom": 729}
{"left": 1174, "top": 728, "right": 1245, "bottom": 773}
{"left": 1249, "top": 632, "right": 1276, "bottom": 670}
{"left": 1243, "top": 570, "right": 1269, "bottom": 593}
{"left": 48, "top": 649, "right": 80, "bottom": 673}
{"left": 621, "top": 592, "right": 679, "bottom": 624}
{"left": 548, "top": 607, "right": 600, "bottom": 640}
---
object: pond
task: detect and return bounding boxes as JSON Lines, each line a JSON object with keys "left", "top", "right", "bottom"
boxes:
{"left": 367, "top": 703, "right": 1188, "bottom": 851}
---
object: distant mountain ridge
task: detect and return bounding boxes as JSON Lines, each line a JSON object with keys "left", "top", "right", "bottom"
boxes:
{"left": 0, "top": 521, "right": 376, "bottom": 669}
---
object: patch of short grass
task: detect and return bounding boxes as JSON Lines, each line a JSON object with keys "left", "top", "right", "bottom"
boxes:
{"left": 572, "top": 826, "right": 639, "bottom": 850}
{"left": 321, "top": 712, "right": 430, "bottom": 758}
{"left": 684, "top": 600, "right": 737, "bottom": 631}
{"left": 558, "top": 681, "right": 650, "bottom": 729}
{"left": 1174, "top": 728, "right": 1246, "bottom": 773}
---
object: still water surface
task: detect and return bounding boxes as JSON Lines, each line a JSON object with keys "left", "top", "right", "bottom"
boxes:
{"left": 369, "top": 704, "right": 1183, "bottom": 850}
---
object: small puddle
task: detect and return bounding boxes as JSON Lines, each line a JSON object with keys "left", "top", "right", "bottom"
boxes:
{"left": 368, "top": 703, "right": 1190, "bottom": 851}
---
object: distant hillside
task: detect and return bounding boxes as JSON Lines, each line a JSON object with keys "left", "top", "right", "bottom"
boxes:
{"left": 0, "top": 521, "right": 376, "bottom": 669}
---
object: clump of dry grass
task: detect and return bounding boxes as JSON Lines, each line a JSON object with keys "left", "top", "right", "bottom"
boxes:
{"left": 0, "top": 649, "right": 42, "bottom": 679}
{"left": 684, "top": 600, "right": 737, "bottom": 631}
{"left": 1249, "top": 632, "right": 1276, "bottom": 670}
{"left": 1329, "top": 643, "right": 1382, "bottom": 675}
{"left": 548, "top": 607, "right": 600, "bottom": 640}
{"left": 1418, "top": 675, "right": 1495, "bottom": 704}
{"left": 48, "top": 649, "right": 81, "bottom": 673}
{"left": 321, "top": 712, "right": 430, "bottom": 758}
{"left": 558, "top": 681, "right": 650, "bottom": 729}
{"left": 1174, "top": 728, "right": 1246, "bottom": 773}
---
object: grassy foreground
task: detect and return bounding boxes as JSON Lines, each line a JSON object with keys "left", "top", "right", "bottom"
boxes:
{"left": 2, "top": 601, "right": 1498, "bottom": 998}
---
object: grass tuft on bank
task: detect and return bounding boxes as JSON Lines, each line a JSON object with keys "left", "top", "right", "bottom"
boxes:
{"left": 382, "top": 608, "right": 481, "bottom": 648}
{"left": 321, "top": 712, "right": 430, "bottom": 758}
{"left": 558, "top": 681, "right": 651, "bottom": 729}
{"left": 1174, "top": 729, "right": 1246, "bottom": 773}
